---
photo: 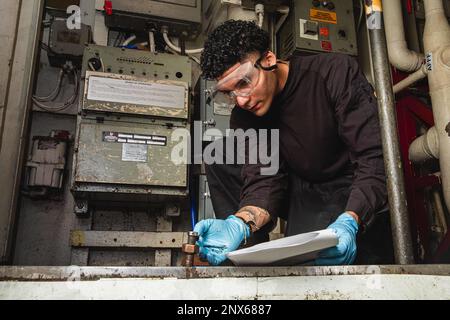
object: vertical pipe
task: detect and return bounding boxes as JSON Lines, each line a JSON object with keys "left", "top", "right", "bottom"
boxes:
{"left": 423, "top": 0, "right": 450, "bottom": 213}
{"left": 366, "top": 2, "right": 415, "bottom": 264}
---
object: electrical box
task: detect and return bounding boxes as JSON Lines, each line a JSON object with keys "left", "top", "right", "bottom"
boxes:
{"left": 71, "top": 45, "right": 192, "bottom": 215}
{"left": 104, "top": 0, "right": 202, "bottom": 39}
{"left": 26, "top": 135, "right": 68, "bottom": 189}
{"left": 202, "top": 0, "right": 290, "bottom": 35}
{"left": 47, "top": 19, "right": 92, "bottom": 68}
{"left": 278, "top": 0, "right": 358, "bottom": 58}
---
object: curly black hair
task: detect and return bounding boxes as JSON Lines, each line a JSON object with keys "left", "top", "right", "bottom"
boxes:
{"left": 200, "top": 20, "right": 270, "bottom": 80}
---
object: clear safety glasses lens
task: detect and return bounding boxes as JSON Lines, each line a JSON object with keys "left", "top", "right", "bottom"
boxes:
{"left": 214, "top": 61, "right": 260, "bottom": 95}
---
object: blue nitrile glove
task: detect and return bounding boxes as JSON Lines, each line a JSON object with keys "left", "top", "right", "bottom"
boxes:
{"left": 194, "top": 215, "right": 250, "bottom": 266}
{"left": 315, "top": 212, "right": 359, "bottom": 265}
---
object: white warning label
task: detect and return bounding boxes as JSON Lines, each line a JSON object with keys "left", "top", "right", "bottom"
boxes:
{"left": 122, "top": 143, "right": 148, "bottom": 162}
{"left": 87, "top": 76, "right": 186, "bottom": 109}
{"left": 213, "top": 101, "right": 233, "bottom": 116}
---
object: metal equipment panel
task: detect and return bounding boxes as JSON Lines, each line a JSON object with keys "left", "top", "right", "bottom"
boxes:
{"left": 279, "top": 0, "right": 357, "bottom": 58}
{"left": 71, "top": 44, "right": 191, "bottom": 213}
{"left": 47, "top": 19, "right": 91, "bottom": 68}
{"left": 109, "top": 0, "right": 201, "bottom": 23}
{"left": 81, "top": 45, "right": 191, "bottom": 119}
{"left": 105, "top": 0, "right": 201, "bottom": 38}
{"left": 74, "top": 120, "right": 187, "bottom": 187}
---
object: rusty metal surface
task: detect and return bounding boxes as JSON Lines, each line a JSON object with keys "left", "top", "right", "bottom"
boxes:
{"left": 70, "top": 230, "right": 187, "bottom": 248}
{"left": 181, "top": 244, "right": 198, "bottom": 254}
{"left": 74, "top": 120, "right": 187, "bottom": 187}
{"left": 1, "top": 273, "right": 449, "bottom": 299}
{"left": 83, "top": 71, "right": 189, "bottom": 119}
{"left": 155, "top": 215, "right": 173, "bottom": 266}
{"left": 80, "top": 45, "right": 191, "bottom": 119}
{"left": 0, "top": 265, "right": 449, "bottom": 281}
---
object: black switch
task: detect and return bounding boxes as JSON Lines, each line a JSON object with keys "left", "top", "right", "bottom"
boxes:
{"left": 338, "top": 29, "right": 347, "bottom": 38}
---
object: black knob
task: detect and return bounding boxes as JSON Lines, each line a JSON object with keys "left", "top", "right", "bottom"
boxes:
{"left": 338, "top": 30, "right": 347, "bottom": 38}
{"left": 326, "top": 2, "right": 335, "bottom": 10}
{"left": 312, "top": 0, "right": 320, "bottom": 7}
{"left": 87, "top": 57, "right": 102, "bottom": 71}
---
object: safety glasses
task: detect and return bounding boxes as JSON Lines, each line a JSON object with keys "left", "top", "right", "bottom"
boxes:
{"left": 206, "top": 59, "right": 262, "bottom": 106}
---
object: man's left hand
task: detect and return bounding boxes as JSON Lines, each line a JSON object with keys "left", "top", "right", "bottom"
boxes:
{"left": 315, "top": 212, "right": 359, "bottom": 265}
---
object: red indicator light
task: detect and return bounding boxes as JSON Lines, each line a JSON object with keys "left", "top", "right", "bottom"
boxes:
{"left": 320, "top": 27, "right": 329, "bottom": 38}
{"left": 321, "top": 40, "right": 332, "bottom": 51}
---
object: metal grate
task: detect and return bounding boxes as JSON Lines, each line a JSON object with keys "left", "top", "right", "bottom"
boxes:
{"left": 282, "top": 32, "right": 294, "bottom": 57}
{"left": 116, "top": 56, "right": 154, "bottom": 65}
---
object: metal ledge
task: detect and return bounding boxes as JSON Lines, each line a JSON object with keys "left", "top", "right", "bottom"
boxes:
{"left": 1, "top": 265, "right": 449, "bottom": 281}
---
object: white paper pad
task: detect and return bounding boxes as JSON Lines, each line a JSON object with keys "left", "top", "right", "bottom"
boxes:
{"left": 226, "top": 229, "right": 338, "bottom": 266}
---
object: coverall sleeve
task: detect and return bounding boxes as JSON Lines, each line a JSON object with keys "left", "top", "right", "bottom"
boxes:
{"left": 230, "top": 107, "right": 289, "bottom": 221}
{"left": 326, "top": 54, "right": 388, "bottom": 227}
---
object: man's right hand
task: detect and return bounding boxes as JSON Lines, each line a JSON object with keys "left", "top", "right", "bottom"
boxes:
{"left": 194, "top": 215, "right": 250, "bottom": 265}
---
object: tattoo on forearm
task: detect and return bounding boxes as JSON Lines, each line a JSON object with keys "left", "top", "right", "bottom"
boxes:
{"left": 236, "top": 206, "right": 271, "bottom": 230}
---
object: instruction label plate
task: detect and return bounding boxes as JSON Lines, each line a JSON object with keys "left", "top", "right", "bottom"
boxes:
{"left": 122, "top": 143, "right": 148, "bottom": 162}
{"left": 213, "top": 101, "right": 233, "bottom": 116}
{"left": 87, "top": 76, "right": 185, "bottom": 109}
{"left": 310, "top": 9, "right": 337, "bottom": 24}
{"left": 103, "top": 131, "right": 167, "bottom": 146}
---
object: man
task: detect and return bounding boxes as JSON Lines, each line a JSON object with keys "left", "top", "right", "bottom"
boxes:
{"left": 195, "top": 20, "right": 393, "bottom": 266}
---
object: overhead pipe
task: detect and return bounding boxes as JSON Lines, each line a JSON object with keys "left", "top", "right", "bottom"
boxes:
{"left": 366, "top": 2, "right": 415, "bottom": 264}
{"left": 383, "top": 0, "right": 424, "bottom": 72}
{"left": 393, "top": 64, "right": 428, "bottom": 94}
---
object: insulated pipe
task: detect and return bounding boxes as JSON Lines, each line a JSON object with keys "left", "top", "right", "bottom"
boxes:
{"left": 409, "top": 126, "right": 439, "bottom": 162}
{"left": 422, "top": 0, "right": 450, "bottom": 211}
{"left": 393, "top": 64, "right": 428, "bottom": 93}
{"left": 122, "top": 34, "right": 136, "bottom": 46}
{"left": 383, "top": 0, "right": 424, "bottom": 72}
{"left": 366, "top": 3, "right": 415, "bottom": 264}
{"left": 148, "top": 31, "right": 156, "bottom": 53}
